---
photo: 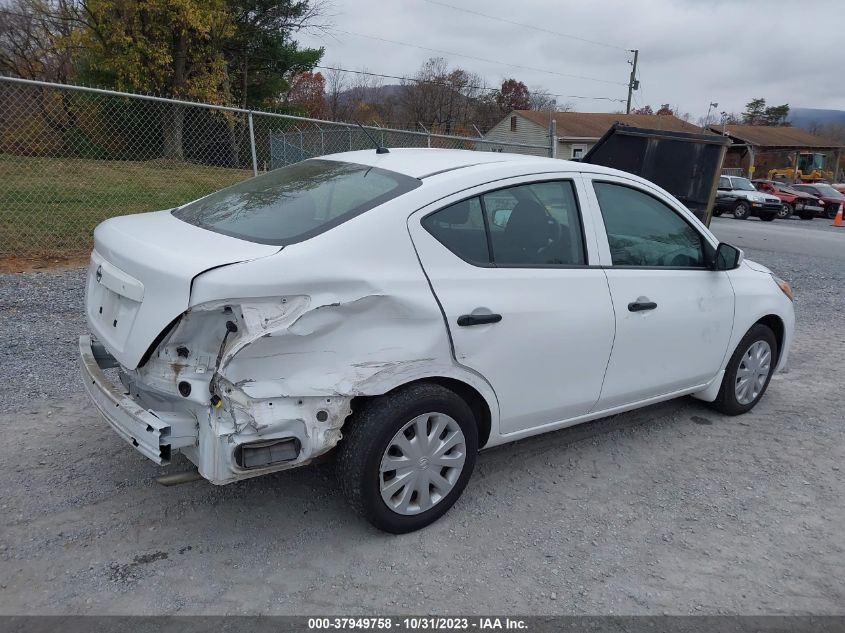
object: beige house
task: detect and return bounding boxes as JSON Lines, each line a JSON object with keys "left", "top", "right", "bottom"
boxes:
{"left": 484, "top": 110, "right": 705, "bottom": 159}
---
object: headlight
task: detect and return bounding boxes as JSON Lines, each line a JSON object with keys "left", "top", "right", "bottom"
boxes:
{"left": 771, "top": 274, "right": 793, "bottom": 301}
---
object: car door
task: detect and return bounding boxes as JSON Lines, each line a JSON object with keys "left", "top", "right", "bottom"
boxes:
{"left": 583, "top": 175, "right": 736, "bottom": 410}
{"left": 407, "top": 175, "right": 615, "bottom": 435}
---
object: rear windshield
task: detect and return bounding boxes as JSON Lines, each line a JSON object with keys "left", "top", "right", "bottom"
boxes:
{"left": 173, "top": 159, "right": 421, "bottom": 245}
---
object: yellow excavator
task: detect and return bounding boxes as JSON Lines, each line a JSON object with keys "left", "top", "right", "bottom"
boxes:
{"left": 768, "top": 152, "right": 835, "bottom": 182}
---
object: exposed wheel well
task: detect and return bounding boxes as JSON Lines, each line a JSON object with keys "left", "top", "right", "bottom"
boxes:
{"left": 754, "top": 314, "right": 785, "bottom": 363}
{"left": 349, "top": 377, "right": 493, "bottom": 449}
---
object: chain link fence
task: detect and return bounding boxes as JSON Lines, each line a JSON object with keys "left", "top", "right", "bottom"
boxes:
{"left": 0, "top": 76, "right": 551, "bottom": 259}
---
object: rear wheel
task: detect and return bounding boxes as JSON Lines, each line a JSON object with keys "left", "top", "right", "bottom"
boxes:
{"left": 712, "top": 208, "right": 723, "bottom": 217}
{"left": 711, "top": 324, "right": 778, "bottom": 416}
{"left": 777, "top": 203, "right": 793, "bottom": 219}
{"left": 733, "top": 201, "right": 750, "bottom": 220}
{"left": 760, "top": 212, "right": 776, "bottom": 222}
{"left": 827, "top": 205, "right": 840, "bottom": 220}
{"left": 337, "top": 383, "right": 478, "bottom": 533}
{"left": 799, "top": 211, "right": 815, "bottom": 220}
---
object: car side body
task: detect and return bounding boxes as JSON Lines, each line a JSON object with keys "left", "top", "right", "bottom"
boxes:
{"left": 789, "top": 183, "right": 845, "bottom": 219}
{"left": 80, "top": 149, "right": 795, "bottom": 530}
{"left": 752, "top": 179, "right": 825, "bottom": 219}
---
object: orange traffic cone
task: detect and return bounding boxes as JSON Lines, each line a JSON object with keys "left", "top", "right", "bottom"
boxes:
{"left": 834, "top": 204, "right": 844, "bottom": 228}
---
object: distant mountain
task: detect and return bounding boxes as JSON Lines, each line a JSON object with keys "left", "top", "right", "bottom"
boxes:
{"left": 337, "top": 84, "right": 404, "bottom": 105}
{"left": 789, "top": 108, "right": 845, "bottom": 129}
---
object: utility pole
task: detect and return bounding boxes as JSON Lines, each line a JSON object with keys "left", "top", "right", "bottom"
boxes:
{"left": 626, "top": 49, "right": 639, "bottom": 114}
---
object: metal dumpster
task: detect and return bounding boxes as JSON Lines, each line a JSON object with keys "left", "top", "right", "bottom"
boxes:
{"left": 581, "top": 123, "right": 731, "bottom": 226}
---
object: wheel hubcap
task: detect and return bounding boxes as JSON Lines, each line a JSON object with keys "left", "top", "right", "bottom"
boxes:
{"left": 379, "top": 412, "right": 466, "bottom": 516}
{"left": 779, "top": 204, "right": 791, "bottom": 218}
{"left": 734, "top": 340, "right": 772, "bottom": 405}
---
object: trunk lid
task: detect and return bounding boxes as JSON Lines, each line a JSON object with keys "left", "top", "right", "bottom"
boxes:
{"left": 86, "top": 210, "right": 279, "bottom": 369}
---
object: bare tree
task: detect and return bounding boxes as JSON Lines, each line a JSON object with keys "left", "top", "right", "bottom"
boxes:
{"left": 323, "top": 63, "right": 348, "bottom": 121}
{"left": 397, "top": 57, "right": 494, "bottom": 134}
{"left": 0, "top": 0, "right": 76, "bottom": 82}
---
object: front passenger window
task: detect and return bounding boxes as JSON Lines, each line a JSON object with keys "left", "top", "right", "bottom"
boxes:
{"left": 594, "top": 182, "right": 705, "bottom": 268}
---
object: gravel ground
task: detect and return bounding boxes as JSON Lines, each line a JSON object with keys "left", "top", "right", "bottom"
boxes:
{"left": 0, "top": 222, "right": 843, "bottom": 615}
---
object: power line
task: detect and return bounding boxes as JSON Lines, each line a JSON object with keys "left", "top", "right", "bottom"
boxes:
{"left": 336, "top": 29, "right": 627, "bottom": 87}
{"left": 421, "top": 0, "right": 629, "bottom": 52}
{"left": 316, "top": 65, "right": 625, "bottom": 103}
{"left": 0, "top": 6, "right": 627, "bottom": 103}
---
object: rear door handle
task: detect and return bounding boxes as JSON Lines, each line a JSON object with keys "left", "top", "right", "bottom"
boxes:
{"left": 628, "top": 301, "right": 657, "bottom": 312}
{"left": 457, "top": 313, "right": 502, "bottom": 326}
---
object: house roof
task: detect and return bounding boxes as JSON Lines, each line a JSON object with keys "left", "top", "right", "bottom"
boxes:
{"left": 514, "top": 110, "right": 705, "bottom": 138}
{"left": 708, "top": 124, "right": 843, "bottom": 149}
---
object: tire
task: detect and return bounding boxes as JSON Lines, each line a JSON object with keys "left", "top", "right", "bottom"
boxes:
{"left": 760, "top": 212, "right": 776, "bottom": 222}
{"left": 733, "top": 201, "right": 750, "bottom": 220}
{"left": 777, "top": 203, "right": 793, "bottom": 219}
{"left": 712, "top": 208, "right": 723, "bottom": 217}
{"left": 799, "top": 212, "right": 815, "bottom": 220}
{"left": 826, "top": 205, "right": 839, "bottom": 220}
{"left": 711, "top": 324, "right": 778, "bottom": 416}
{"left": 337, "top": 383, "right": 478, "bottom": 533}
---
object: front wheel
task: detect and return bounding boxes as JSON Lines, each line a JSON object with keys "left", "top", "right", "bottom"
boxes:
{"left": 733, "top": 201, "right": 751, "bottom": 220}
{"left": 337, "top": 383, "right": 478, "bottom": 533}
{"left": 799, "top": 212, "right": 815, "bottom": 220}
{"left": 777, "top": 203, "right": 793, "bottom": 219}
{"left": 711, "top": 324, "right": 778, "bottom": 416}
{"left": 760, "top": 212, "right": 777, "bottom": 222}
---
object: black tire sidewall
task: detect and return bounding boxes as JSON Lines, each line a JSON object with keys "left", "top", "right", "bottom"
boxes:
{"left": 346, "top": 385, "right": 478, "bottom": 533}
{"left": 716, "top": 324, "right": 778, "bottom": 415}
{"left": 760, "top": 213, "right": 776, "bottom": 222}
{"left": 733, "top": 201, "right": 750, "bottom": 219}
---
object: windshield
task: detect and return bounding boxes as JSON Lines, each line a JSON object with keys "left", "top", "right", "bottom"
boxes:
{"left": 173, "top": 159, "right": 421, "bottom": 245}
{"left": 731, "top": 178, "right": 756, "bottom": 191}
{"left": 810, "top": 184, "right": 845, "bottom": 198}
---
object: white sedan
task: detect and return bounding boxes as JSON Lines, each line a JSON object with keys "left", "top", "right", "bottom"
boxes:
{"left": 80, "top": 149, "right": 795, "bottom": 533}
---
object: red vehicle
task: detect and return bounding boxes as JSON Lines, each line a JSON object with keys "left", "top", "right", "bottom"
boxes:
{"left": 788, "top": 183, "right": 845, "bottom": 219}
{"left": 753, "top": 180, "right": 824, "bottom": 220}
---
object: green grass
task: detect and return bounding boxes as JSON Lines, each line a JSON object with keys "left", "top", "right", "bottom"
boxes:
{"left": 0, "top": 154, "right": 253, "bottom": 256}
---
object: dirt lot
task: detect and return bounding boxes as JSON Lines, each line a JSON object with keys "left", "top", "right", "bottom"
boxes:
{"left": 0, "top": 219, "right": 843, "bottom": 615}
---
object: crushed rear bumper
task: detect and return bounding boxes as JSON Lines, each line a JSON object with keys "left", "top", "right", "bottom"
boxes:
{"left": 79, "top": 335, "right": 197, "bottom": 464}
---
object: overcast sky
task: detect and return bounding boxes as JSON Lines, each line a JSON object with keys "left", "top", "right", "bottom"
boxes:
{"left": 299, "top": 0, "right": 845, "bottom": 119}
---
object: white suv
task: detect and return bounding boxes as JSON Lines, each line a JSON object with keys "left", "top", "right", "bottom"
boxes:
{"left": 717, "top": 175, "right": 782, "bottom": 221}
{"left": 80, "top": 149, "right": 795, "bottom": 532}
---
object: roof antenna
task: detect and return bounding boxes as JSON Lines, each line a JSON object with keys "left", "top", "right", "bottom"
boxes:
{"left": 354, "top": 120, "right": 389, "bottom": 154}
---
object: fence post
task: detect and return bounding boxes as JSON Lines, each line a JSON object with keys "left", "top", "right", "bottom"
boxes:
{"left": 349, "top": 127, "right": 353, "bottom": 150}
{"left": 549, "top": 119, "right": 558, "bottom": 159}
{"left": 248, "top": 111, "right": 258, "bottom": 176}
{"left": 419, "top": 122, "right": 431, "bottom": 148}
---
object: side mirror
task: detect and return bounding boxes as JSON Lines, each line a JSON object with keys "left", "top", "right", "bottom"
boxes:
{"left": 711, "top": 242, "right": 743, "bottom": 271}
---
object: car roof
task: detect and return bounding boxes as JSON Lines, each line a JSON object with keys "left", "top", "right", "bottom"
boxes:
{"left": 319, "top": 148, "right": 622, "bottom": 180}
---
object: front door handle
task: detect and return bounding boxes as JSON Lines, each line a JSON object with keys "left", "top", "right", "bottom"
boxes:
{"left": 628, "top": 300, "right": 657, "bottom": 312}
{"left": 457, "top": 313, "right": 502, "bottom": 326}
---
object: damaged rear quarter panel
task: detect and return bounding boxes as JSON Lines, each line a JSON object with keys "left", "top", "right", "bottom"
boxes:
{"left": 185, "top": 194, "right": 500, "bottom": 479}
{"left": 190, "top": 200, "right": 480, "bottom": 398}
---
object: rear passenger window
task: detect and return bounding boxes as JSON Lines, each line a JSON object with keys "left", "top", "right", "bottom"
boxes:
{"left": 422, "top": 180, "right": 586, "bottom": 267}
{"left": 483, "top": 181, "right": 585, "bottom": 266}
{"left": 421, "top": 198, "right": 489, "bottom": 264}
